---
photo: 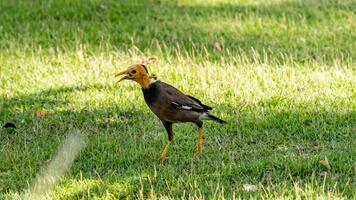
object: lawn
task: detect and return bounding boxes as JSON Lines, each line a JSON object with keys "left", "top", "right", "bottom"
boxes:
{"left": 0, "top": 0, "right": 355, "bottom": 199}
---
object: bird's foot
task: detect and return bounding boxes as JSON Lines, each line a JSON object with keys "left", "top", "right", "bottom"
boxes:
{"left": 161, "top": 154, "right": 167, "bottom": 161}
{"left": 195, "top": 143, "right": 202, "bottom": 156}
{"left": 195, "top": 127, "right": 203, "bottom": 156}
{"left": 161, "top": 141, "right": 171, "bottom": 161}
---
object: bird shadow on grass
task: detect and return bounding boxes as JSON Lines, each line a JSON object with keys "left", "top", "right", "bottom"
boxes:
{"left": 1, "top": 84, "right": 355, "bottom": 198}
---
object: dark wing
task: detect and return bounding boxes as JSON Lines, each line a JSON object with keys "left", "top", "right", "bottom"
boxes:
{"left": 187, "top": 95, "right": 213, "bottom": 110}
{"left": 171, "top": 102, "right": 206, "bottom": 112}
{"left": 159, "top": 81, "right": 208, "bottom": 112}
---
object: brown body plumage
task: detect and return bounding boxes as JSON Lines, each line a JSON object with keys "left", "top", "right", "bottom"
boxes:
{"left": 116, "top": 64, "right": 225, "bottom": 160}
{"left": 143, "top": 81, "right": 206, "bottom": 123}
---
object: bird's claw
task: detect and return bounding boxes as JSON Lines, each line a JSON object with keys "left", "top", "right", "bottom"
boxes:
{"left": 195, "top": 144, "right": 202, "bottom": 156}
{"left": 161, "top": 153, "right": 168, "bottom": 161}
{"left": 161, "top": 141, "right": 171, "bottom": 161}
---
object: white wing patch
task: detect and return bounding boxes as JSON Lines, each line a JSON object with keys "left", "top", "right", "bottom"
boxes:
{"left": 172, "top": 102, "right": 192, "bottom": 110}
{"left": 181, "top": 105, "right": 192, "bottom": 110}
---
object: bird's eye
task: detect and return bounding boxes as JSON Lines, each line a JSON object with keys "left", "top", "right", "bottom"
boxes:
{"left": 132, "top": 70, "right": 136, "bottom": 74}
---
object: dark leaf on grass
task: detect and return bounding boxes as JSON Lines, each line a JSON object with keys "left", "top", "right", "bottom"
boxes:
{"left": 3, "top": 122, "right": 16, "bottom": 128}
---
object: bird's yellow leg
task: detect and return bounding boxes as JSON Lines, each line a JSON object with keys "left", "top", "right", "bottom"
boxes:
{"left": 161, "top": 141, "right": 171, "bottom": 161}
{"left": 195, "top": 127, "right": 203, "bottom": 156}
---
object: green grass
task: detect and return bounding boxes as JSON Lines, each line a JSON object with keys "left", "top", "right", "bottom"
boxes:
{"left": 0, "top": 0, "right": 355, "bottom": 199}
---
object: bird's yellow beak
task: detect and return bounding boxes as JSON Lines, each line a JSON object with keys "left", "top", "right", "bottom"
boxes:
{"left": 115, "top": 69, "right": 130, "bottom": 82}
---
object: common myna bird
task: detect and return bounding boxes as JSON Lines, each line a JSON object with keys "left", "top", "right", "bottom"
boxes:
{"left": 116, "top": 63, "right": 225, "bottom": 161}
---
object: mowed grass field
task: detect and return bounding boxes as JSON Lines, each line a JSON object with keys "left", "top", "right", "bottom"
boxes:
{"left": 0, "top": 0, "right": 355, "bottom": 199}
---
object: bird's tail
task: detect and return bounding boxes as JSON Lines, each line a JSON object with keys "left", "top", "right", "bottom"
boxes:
{"left": 200, "top": 113, "right": 226, "bottom": 123}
